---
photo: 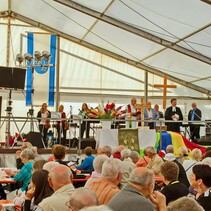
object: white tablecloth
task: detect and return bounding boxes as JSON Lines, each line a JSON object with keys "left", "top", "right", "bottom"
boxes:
{"left": 96, "top": 129, "right": 157, "bottom": 149}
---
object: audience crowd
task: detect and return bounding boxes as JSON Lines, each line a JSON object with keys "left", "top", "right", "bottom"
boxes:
{"left": 1, "top": 142, "right": 211, "bottom": 211}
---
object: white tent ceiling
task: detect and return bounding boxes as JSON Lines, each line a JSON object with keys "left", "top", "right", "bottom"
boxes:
{"left": 0, "top": 0, "right": 211, "bottom": 102}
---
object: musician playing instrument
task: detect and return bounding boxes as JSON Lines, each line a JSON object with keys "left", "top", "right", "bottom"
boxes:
{"left": 56, "top": 104, "right": 67, "bottom": 145}
{"left": 79, "top": 103, "right": 91, "bottom": 138}
{"left": 37, "top": 103, "right": 51, "bottom": 147}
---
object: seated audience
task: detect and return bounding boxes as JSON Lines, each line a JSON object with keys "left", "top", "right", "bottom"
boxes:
{"left": 164, "top": 152, "right": 190, "bottom": 188}
{"left": 42, "top": 161, "right": 59, "bottom": 172}
{"left": 130, "top": 151, "right": 140, "bottom": 164}
{"left": 76, "top": 147, "right": 95, "bottom": 173}
{"left": 202, "top": 149, "right": 211, "bottom": 159}
{"left": 113, "top": 145, "right": 125, "bottom": 159}
{"left": 23, "top": 169, "right": 53, "bottom": 211}
{"left": 12, "top": 148, "right": 35, "bottom": 192}
{"left": 167, "top": 196, "right": 204, "bottom": 211}
{"left": 32, "top": 160, "right": 47, "bottom": 173}
{"left": 145, "top": 146, "right": 164, "bottom": 176}
{"left": 52, "top": 144, "right": 67, "bottom": 165}
{"left": 39, "top": 164, "right": 75, "bottom": 211}
{"left": 136, "top": 148, "right": 151, "bottom": 167}
{"left": 120, "top": 149, "right": 136, "bottom": 188}
{"left": 80, "top": 205, "right": 113, "bottom": 211}
{"left": 101, "top": 146, "right": 112, "bottom": 157}
{"left": 190, "top": 164, "right": 211, "bottom": 211}
{"left": 85, "top": 154, "right": 109, "bottom": 188}
{"left": 166, "top": 145, "right": 174, "bottom": 154}
{"left": 96, "top": 147, "right": 102, "bottom": 155}
{"left": 108, "top": 167, "right": 166, "bottom": 211}
{"left": 183, "top": 148, "right": 202, "bottom": 183}
{"left": 160, "top": 161, "right": 189, "bottom": 205}
{"left": 16, "top": 142, "right": 32, "bottom": 169}
{"left": 66, "top": 187, "right": 98, "bottom": 211}
{"left": 31, "top": 146, "right": 44, "bottom": 162}
{"left": 88, "top": 158, "right": 122, "bottom": 205}
{"left": 177, "top": 146, "right": 189, "bottom": 164}
{"left": 158, "top": 150, "right": 166, "bottom": 158}
{"left": 201, "top": 157, "right": 211, "bottom": 167}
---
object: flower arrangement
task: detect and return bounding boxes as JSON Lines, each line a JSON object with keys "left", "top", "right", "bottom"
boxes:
{"left": 87, "top": 103, "right": 124, "bottom": 119}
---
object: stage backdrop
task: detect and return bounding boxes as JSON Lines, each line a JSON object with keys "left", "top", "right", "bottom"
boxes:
{"left": 26, "top": 33, "right": 56, "bottom": 106}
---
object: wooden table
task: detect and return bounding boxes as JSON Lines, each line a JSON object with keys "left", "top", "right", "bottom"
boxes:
{"left": 72, "top": 175, "right": 90, "bottom": 183}
{"left": 0, "top": 199, "right": 21, "bottom": 211}
{"left": 0, "top": 178, "right": 16, "bottom": 184}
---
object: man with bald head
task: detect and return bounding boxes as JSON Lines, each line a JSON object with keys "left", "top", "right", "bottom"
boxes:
{"left": 188, "top": 102, "right": 202, "bottom": 141}
{"left": 108, "top": 167, "right": 166, "bottom": 211}
{"left": 67, "top": 187, "right": 98, "bottom": 211}
{"left": 39, "top": 164, "right": 75, "bottom": 211}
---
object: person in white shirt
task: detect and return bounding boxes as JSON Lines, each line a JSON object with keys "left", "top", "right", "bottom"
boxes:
{"left": 144, "top": 102, "right": 159, "bottom": 129}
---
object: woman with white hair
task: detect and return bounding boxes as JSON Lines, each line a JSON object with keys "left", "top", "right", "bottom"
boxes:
{"left": 88, "top": 158, "right": 122, "bottom": 205}
{"left": 120, "top": 149, "right": 136, "bottom": 188}
{"left": 12, "top": 148, "right": 35, "bottom": 192}
{"left": 85, "top": 154, "right": 109, "bottom": 188}
{"left": 183, "top": 148, "right": 202, "bottom": 183}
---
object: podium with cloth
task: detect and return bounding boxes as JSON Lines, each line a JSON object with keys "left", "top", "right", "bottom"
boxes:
{"left": 96, "top": 128, "right": 156, "bottom": 150}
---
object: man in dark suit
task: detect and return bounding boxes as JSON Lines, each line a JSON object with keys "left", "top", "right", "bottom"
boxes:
{"left": 165, "top": 98, "right": 183, "bottom": 132}
{"left": 188, "top": 102, "right": 202, "bottom": 141}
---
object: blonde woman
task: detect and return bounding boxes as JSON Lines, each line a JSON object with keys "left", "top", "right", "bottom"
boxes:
{"left": 183, "top": 148, "right": 202, "bottom": 183}
{"left": 177, "top": 146, "right": 189, "bottom": 164}
{"left": 37, "top": 103, "right": 51, "bottom": 147}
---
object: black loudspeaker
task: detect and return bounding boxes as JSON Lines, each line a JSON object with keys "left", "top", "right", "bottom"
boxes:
{"left": 81, "top": 138, "right": 96, "bottom": 149}
{"left": 26, "top": 131, "right": 44, "bottom": 148}
{"left": 68, "top": 138, "right": 79, "bottom": 148}
{"left": 194, "top": 136, "right": 211, "bottom": 145}
{"left": 0, "top": 66, "right": 26, "bottom": 90}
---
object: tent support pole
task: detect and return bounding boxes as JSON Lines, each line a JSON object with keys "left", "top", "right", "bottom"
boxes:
{"left": 55, "top": 35, "right": 60, "bottom": 111}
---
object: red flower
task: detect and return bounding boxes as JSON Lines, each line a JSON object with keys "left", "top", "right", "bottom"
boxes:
{"left": 106, "top": 103, "right": 115, "bottom": 110}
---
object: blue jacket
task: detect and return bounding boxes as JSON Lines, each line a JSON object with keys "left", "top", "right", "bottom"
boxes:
{"left": 144, "top": 108, "right": 159, "bottom": 127}
{"left": 76, "top": 155, "right": 95, "bottom": 173}
{"left": 13, "top": 161, "right": 34, "bottom": 192}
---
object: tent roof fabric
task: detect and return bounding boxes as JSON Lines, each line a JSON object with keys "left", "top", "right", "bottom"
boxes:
{"left": 0, "top": 0, "right": 211, "bottom": 99}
